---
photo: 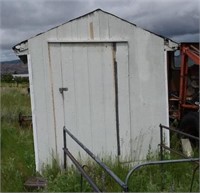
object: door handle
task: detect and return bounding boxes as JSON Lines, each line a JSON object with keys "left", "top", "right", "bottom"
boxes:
{"left": 59, "top": 87, "right": 68, "bottom": 94}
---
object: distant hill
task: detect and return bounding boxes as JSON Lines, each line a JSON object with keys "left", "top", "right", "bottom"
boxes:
{"left": 0, "top": 59, "right": 22, "bottom": 65}
{"left": 0, "top": 59, "right": 28, "bottom": 75}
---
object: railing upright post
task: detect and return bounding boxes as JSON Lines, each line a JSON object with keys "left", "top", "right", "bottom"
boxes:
{"left": 159, "top": 124, "right": 164, "bottom": 190}
{"left": 159, "top": 124, "right": 163, "bottom": 161}
{"left": 63, "top": 126, "right": 67, "bottom": 170}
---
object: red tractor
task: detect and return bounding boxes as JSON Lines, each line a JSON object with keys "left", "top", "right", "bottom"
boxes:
{"left": 168, "top": 43, "right": 199, "bottom": 146}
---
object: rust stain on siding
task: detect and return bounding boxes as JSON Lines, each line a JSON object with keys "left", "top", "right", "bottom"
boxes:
{"left": 48, "top": 44, "right": 58, "bottom": 155}
{"left": 89, "top": 22, "right": 94, "bottom": 39}
{"left": 112, "top": 43, "right": 120, "bottom": 156}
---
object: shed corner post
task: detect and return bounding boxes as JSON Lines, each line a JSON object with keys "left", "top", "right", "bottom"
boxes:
{"left": 27, "top": 53, "right": 40, "bottom": 171}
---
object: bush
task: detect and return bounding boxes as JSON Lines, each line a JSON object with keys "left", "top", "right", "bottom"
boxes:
{"left": 1, "top": 73, "right": 29, "bottom": 84}
{"left": 1, "top": 73, "right": 14, "bottom": 83}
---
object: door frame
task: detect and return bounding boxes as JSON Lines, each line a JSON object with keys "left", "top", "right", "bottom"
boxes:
{"left": 47, "top": 40, "right": 129, "bottom": 160}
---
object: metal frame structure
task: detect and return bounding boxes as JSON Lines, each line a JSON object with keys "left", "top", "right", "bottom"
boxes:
{"left": 63, "top": 126, "right": 200, "bottom": 192}
{"left": 179, "top": 43, "right": 200, "bottom": 119}
{"left": 159, "top": 124, "right": 199, "bottom": 160}
{"left": 125, "top": 158, "right": 199, "bottom": 192}
{"left": 63, "top": 126, "right": 128, "bottom": 192}
{"left": 159, "top": 124, "right": 199, "bottom": 191}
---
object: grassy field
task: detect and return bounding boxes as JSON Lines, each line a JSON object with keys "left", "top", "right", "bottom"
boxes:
{"left": 1, "top": 84, "right": 199, "bottom": 192}
{"left": 1, "top": 85, "right": 35, "bottom": 191}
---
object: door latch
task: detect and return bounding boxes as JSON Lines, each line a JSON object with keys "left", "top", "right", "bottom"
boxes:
{"left": 59, "top": 87, "right": 68, "bottom": 94}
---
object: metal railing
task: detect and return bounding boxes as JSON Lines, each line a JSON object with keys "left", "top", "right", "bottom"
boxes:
{"left": 63, "top": 125, "right": 200, "bottom": 192}
{"left": 18, "top": 112, "right": 32, "bottom": 127}
{"left": 125, "top": 158, "right": 199, "bottom": 192}
{"left": 159, "top": 124, "right": 199, "bottom": 160}
{"left": 159, "top": 124, "right": 199, "bottom": 191}
{"left": 63, "top": 126, "right": 128, "bottom": 192}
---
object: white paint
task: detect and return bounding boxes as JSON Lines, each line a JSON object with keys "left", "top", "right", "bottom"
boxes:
{"left": 27, "top": 54, "right": 39, "bottom": 171}
{"left": 164, "top": 51, "right": 170, "bottom": 147}
{"left": 15, "top": 10, "right": 178, "bottom": 170}
{"left": 12, "top": 74, "right": 29, "bottom": 78}
{"left": 48, "top": 43, "right": 125, "bottom": 161}
{"left": 181, "top": 138, "right": 194, "bottom": 157}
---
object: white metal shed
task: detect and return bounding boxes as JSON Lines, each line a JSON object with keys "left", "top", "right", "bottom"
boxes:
{"left": 13, "top": 9, "right": 178, "bottom": 171}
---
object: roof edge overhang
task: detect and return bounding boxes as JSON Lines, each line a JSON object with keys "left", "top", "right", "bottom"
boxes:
{"left": 13, "top": 9, "right": 179, "bottom": 53}
{"left": 12, "top": 40, "right": 28, "bottom": 64}
{"left": 12, "top": 40, "right": 28, "bottom": 55}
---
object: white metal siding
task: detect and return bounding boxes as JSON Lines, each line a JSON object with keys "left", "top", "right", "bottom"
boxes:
{"left": 28, "top": 10, "right": 171, "bottom": 170}
{"left": 48, "top": 42, "right": 129, "bottom": 162}
{"left": 128, "top": 31, "right": 167, "bottom": 161}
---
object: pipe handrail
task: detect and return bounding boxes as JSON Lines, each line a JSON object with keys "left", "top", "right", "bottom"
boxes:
{"left": 159, "top": 124, "right": 199, "bottom": 141}
{"left": 63, "top": 126, "right": 128, "bottom": 191}
{"left": 125, "top": 158, "right": 200, "bottom": 188}
{"left": 63, "top": 125, "right": 199, "bottom": 192}
{"left": 63, "top": 147, "right": 101, "bottom": 192}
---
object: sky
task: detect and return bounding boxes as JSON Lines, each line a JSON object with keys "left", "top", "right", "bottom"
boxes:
{"left": 0, "top": 0, "right": 199, "bottom": 62}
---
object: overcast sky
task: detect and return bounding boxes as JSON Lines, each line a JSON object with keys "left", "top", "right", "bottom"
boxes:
{"left": 0, "top": 0, "right": 199, "bottom": 62}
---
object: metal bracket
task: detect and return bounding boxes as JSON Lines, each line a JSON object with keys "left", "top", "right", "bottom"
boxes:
{"left": 59, "top": 87, "right": 68, "bottom": 94}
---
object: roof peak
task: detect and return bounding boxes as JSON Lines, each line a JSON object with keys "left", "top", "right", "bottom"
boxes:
{"left": 13, "top": 8, "right": 178, "bottom": 49}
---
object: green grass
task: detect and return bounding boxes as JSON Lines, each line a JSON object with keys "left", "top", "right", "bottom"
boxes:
{"left": 1, "top": 84, "right": 199, "bottom": 192}
{"left": 1, "top": 85, "right": 35, "bottom": 192}
{"left": 38, "top": 153, "right": 199, "bottom": 192}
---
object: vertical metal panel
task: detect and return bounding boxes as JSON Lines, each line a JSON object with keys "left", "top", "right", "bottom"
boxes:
{"left": 116, "top": 43, "right": 131, "bottom": 161}
{"left": 87, "top": 12, "right": 100, "bottom": 39}
{"left": 98, "top": 12, "right": 110, "bottom": 39}
{"left": 70, "top": 44, "right": 91, "bottom": 149}
{"left": 128, "top": 28, "right": 168, "bottom": 161}
{"left": 104, "top": 12, "right": 169, "bottom": 161}
{"left": 29, "top": 35, "right": 52, "bottom": 169}
{"left": 43, "top": 29, "right": 65, "bottom": 166}
{"left": 48, "top": 43, "right": 66, "bottom": 161}
{"left": 108, "top": 14, "right": 127, "bottom": 40}
{"left": 43, "top": 29, "right": 64, "bottom": 163}
{"left": 27, "top": 54, "right": 39, "bottom": 170}
{"left": 77, "top": 17, "right": 89, "bottom": 40}
{"left": 86, "top": 43, "right": 116, "bottom": 155}
{"left": 57, "top": 22, "right": 72, "bottom": 39}
{"left": 163, "top": 51, "right": 170, "bottom": 146}
{"left": 58, "top": 43, "right": 119, "bottom": 160}
{"left": 71, "top": 20, "right": 78, "bottom": 40}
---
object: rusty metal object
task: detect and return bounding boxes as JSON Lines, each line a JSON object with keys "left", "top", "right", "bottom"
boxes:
{"left": 179, "top": 43, "right": 199, "bottom": 119}
{"left": 24, "top": 177, "right": 47, "bottom": 190}
{"left": 19, "top": 112, "right": 32, "bottom": 127}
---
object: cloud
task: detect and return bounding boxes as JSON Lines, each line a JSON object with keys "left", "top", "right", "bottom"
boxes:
{"left": 171, "top": 33, "right": 200, "bottom": 43}
{"left": 127, "top": 0, "right": 200, "bottom": 37}
{"left": 0, "top": 0, "right": 199, "bottom": 61}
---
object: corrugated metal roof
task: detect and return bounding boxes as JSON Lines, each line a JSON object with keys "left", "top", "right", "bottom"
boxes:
{"left": 13, "top": 9, "right": 178, "bottom": 50}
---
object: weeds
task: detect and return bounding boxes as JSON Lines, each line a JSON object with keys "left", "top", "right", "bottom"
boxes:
{"left": 1, "top": 87, "right": 31, "bottom": 123}
{"left": 38, "top": 152, "right": 199, "bottom": 192}
{"left": 1, "top": 86, "right": 35, "bottom": 192}
{"left": 1, "top": 85, "right": 199, "bottom": 192}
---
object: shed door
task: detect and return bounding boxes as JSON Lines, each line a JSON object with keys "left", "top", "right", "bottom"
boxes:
{"left": 48, "top": 42, "right": 130, "bottom": 161}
